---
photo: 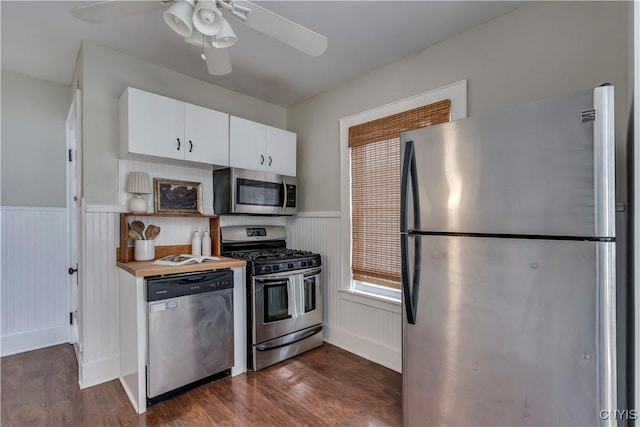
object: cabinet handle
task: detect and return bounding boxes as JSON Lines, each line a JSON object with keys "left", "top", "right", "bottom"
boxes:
{"left": 260, "top": 154, "right": 265, "bottom": 165}
{"left": 176, "top": 138, "right": 181, "bottom": 151}
{"left": 268, "top": 156, "right": 272, "bottom": 166}
{"left": 189, "top": 140, "right": 193, "bottom": 152}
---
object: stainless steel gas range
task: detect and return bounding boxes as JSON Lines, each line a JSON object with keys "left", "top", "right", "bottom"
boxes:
{"left": 221, "top": 225, "right": 323, "bottom": 371}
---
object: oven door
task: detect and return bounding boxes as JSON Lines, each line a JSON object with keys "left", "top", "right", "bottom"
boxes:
{"left": 253, "top": 267, "right": 322, "bottom": 344}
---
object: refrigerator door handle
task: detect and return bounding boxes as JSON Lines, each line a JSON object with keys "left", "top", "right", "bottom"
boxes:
{"left": 401, "top": 140, "right": 422, "bottom": 324}
{"left": 400, "top": 140, "right": 421, "bottom": 233}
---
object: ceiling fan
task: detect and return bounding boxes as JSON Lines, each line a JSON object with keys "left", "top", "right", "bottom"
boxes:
{"left": 70, "top": 0, "right": 328, "bottom": 76}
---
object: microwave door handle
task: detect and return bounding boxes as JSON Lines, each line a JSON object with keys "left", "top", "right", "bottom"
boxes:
{"left": 282, "top": 177, "right": 288, "bottom": 210}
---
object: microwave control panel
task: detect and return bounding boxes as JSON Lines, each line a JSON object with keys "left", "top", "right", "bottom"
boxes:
{"left": 286, "top": 184, "right": 296, "bottom": 208}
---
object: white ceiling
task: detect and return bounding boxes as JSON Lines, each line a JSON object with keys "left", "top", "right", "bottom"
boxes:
{"left": 1, "top": 1, "right": 524, "bottom": 107}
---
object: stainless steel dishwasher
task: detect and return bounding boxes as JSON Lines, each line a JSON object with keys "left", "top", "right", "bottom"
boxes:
{"left": 146, "top": 269, "right": 233, "bottom": 405}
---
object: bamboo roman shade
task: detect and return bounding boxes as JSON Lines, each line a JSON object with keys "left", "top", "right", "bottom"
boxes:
{"left": 349, "top": 99, "right": 451, "bottom": 289}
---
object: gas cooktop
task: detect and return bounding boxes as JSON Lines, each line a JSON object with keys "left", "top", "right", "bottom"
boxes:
{"left": 221, "top": 225, "right": 322, "bottom": 275}
{"left": 224, "top": 248, "right": 314, "bottom": 262}
{"left": 222, "top": 248, "right": 321, "bottom": 275}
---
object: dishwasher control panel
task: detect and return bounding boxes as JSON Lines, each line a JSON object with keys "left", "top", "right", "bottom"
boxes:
{"left": 146, "top": 270, "right": 233, "bottom": 302}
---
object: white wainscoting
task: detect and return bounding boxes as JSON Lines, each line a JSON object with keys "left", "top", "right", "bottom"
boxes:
{"left": 1, "top": 206, "right": 69, "bottom": 356}
{"left": 287, "top": 213, "right": 402, "bottom": 372}
{"left": 81, "top": 208, "right": 121, "bottom": 387}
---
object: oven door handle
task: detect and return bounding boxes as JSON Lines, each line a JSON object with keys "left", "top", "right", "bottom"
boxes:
{"left": 255, "top": 325, "right": 323, "bottom": 352}
{"left": 254, "top": 267, "right": 322, "bottom": 281}
{"left": 286, "top": 279, "right": 294, "bottom": 316}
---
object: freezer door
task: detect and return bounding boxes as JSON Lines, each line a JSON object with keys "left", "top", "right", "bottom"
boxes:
{"left": 400, "top": 86, "right": 615, "bottom": 238}
{"left": 403, "top": 235, "right": 616, "bottom": 426}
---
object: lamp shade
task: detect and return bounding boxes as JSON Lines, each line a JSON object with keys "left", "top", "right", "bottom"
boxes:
{"left": 163, "top": 0, "right": 195, "bottom": 38}
{"left": 193, "top": 0, "right": 223, "bottom": 36}
{"left": 212, "top": 17, "right": 237, "bottom": 48}
{"left": 127, "top": 172, "right": 151, "bottom": 195}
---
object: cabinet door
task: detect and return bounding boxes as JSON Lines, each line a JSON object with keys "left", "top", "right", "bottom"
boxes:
{"left": 184, "top": 103, "right": 229, "bottom": 166}
{"left": 266, "top": 126, "right": 297, "bottom": 176}
{"left": 126, "top": 88, "right": 184, "bottom": 160}
{"left": 229, "top": 116, "right": 267, "bottom": 171}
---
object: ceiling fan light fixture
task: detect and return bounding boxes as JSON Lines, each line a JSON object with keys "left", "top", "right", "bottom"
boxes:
{"left": 212, "top": 17, "right": 237, "bottom": 48}
{"left": 163, "top": 0, "right": 195, "bottom": 38}
{"left": 184, "top": 29, "right": 204, "bottom": 47}
{"left": 193, "top": 0, "right": 223, "bottom": 36}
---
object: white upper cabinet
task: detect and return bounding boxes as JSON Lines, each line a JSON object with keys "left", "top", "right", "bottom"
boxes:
{"left": 119, "top": 87, "right": 229, "bottom": 166}
{"left": 229, "top": 116, "right": 297, "bottom": 176}
{"left": 184, "top": 102, "right": 229, "bottom": 166}
{"left": 265, "top": 126, "right": 296, "bottom": 177}
{"left": 229, "top": 116, "right": 267, "bottom": 172}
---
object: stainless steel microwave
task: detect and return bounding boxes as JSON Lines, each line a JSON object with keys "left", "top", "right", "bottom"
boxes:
{"left": 213, "top": 168, "right": 297, "bottom": 215}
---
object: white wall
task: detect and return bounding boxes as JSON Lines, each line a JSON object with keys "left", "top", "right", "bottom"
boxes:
{"left": 1, "top": 71, "right": 70, "bottom": 207}
{"left": 287, "top": 1, "right": 630, "bottom": 371}
{"left": 0, "top": 71, "right": 72, "bottom": 356}
{"left": 289, "top": 1, "right": 629, "bottom": 213}
{"left": 74, "top": 42, "right": 291, "bottom": 385}
{"left": 79, "top": 40, "right": 287, "bottom": 206}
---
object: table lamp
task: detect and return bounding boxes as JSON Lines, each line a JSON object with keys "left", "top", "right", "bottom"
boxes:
{"left": 127, "top": 171, "right": 151, "bottom": 213}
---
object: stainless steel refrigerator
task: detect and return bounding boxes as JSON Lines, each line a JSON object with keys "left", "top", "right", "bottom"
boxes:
{"left": 400, "top": 85, "right": 617, "bottom": 426}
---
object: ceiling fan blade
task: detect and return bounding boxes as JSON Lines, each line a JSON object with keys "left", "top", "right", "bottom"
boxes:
{"left": 232, "top": 1, "right": 328, "bottom": 57}
{"left": 204, "top": 47, "right": 232, "bottom": 75}
{"left": 70, "top": 1, "right": 168, "bottom": 24}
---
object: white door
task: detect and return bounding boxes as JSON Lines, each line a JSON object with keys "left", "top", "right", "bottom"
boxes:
{"left": 229, "top": 116, "right": 267, "bottom": 171}
{"left": 66, "top": 89, "right": 82, "bottom": 359}
{"left": 184, "top": 103, "right": 229, "bottom": 166}
{"left": 266, "top": 126, "right": 297, "bottom": 176}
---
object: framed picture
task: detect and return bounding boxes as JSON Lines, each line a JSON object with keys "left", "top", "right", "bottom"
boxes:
{"left": 153, "top": 178, "right": 203, "bottom": 214}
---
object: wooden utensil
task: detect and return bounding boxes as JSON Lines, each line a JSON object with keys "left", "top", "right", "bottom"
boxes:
{"left": 146, "top": 225, "right": 161, "bottom": 240}
{"left": 131, "top": 220, "right": 145, "bottom": 239}
{"left": 128, "top": 229, "right": 142, "bottom": 240}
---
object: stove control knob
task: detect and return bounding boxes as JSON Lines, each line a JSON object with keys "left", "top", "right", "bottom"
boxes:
{"left": 300, "top": 261, "right": 307, "bottom": 267}
{"left": 273, "top": 265, "right": 279, "bottom": 271}
{"left": 265, "top": 266, "right": 271, "bottom": 272}
{"left": 288, "top": 263, "right": 294, "bottom": 269}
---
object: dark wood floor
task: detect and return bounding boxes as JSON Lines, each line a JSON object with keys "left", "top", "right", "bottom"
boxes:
{"left": 1, "top": 343, "right": 401, "bottom": 426}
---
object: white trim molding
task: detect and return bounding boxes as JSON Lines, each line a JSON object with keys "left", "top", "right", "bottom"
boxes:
{"left": 295, "top": 211, "right": 341, "bottom": 218}
{"left": 323, "top": 324, "right": 401, "bottom": 373}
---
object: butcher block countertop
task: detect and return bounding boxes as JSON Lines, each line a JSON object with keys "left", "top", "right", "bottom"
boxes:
{"left": 117, "top": 256, "right": 246, "bottom": 278}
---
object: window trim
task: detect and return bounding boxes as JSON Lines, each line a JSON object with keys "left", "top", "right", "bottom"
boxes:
{"left": 338, "top": 80, "right": 468, "bottom": 307}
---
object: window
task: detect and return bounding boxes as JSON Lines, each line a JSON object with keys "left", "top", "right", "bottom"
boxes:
{"left": 349, "top": 101, "right": 451, "bottom": 290}
{"left": 339, "top": 81, "right": 467, "bottom": 308}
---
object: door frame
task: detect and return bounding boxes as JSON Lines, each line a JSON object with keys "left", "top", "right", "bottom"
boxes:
{"left": 66, "top": 88, "right": 83, "bottom": 362}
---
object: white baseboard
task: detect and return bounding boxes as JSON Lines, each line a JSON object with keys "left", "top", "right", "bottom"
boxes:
{"left": 79, "top": 355, "right": 120, "bottom": 389}
{"left": 323, "top": 324, "right": 401, "bottom": 373}
{"left": 1, "top": 326, "right": 69, "bottom": 357}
